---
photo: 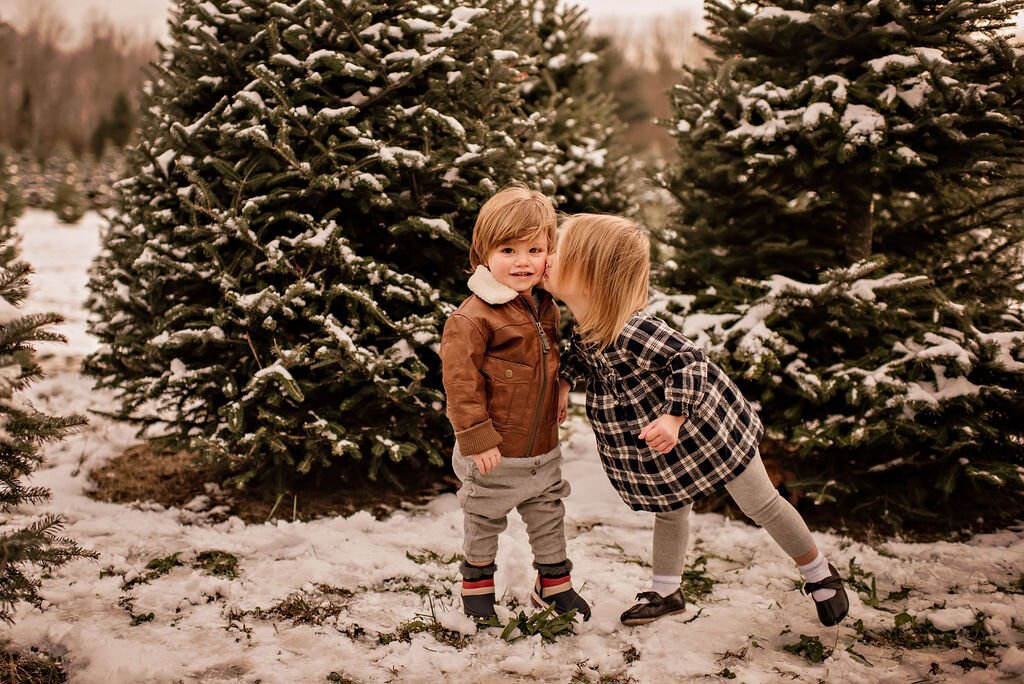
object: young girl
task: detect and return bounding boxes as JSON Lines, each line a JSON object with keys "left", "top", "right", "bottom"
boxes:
{"left": 440, "top": 184, "right": 590, "bottom": 621}
{"left": 544, "top": 213, "right": 848, "bottom": 627}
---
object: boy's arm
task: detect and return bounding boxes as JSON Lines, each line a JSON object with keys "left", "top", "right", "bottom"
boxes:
{"left": 440, "top": 313, "right": 503, "bottom": 455}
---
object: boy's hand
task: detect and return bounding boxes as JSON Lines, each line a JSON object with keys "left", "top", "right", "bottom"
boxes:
{"left": 557, "top": 379, "right": 571, "bottom": 424}
{"left": 471, "top": 447, "right": 502, "bottom": 474}
{"left": 638, "top": 414, "right": 687, "bottom": 454}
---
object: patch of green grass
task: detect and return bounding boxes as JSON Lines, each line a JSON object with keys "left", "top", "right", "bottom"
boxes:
{"left": 855, "top": 613, "right": 957, "bottom": 650}
{"left": 338, "top": 623, "right": 365, "bottom": 639}
{"left": 569, "top": 661, "right": 636, "bottom": 684}
{"left": 0, "top": 647, "right": 67, "bottom": 684}
{"left": 601, "top": 542, "right": 651, "bottom": 568}
{"left": 998, "top": 574, "right": 1024, "bottom": 595}
{"left": 884, "top": 586, "right": 912, "bottom": 602}
{"left": 377, "top": 610, "right": 469, "bottom": 649}
{"left": 622, "top": 645, "right": 640, "bottom": 664}
{"left": 254, "top": 586, "right": 355, "bottom": 625}
{"left": 782, "top": 635, "right": 833, "bottom": 664}
{"left": 130, "top": 612, "right": 155, "bottom": 626}
{"left": 844, "top": 642, "right": 873, "bottom": 667}
{"left": 122, "top": 552, "right": 184, "bottom": 589}
{"left": 195, "top": 551, "right": 239, "bottom": 579}
{"left": 326, "top": 672, "right": 359, "bottom": 683}
{"left": 953, "top": 657, "right": 987, "bottom": 672}
{"left": 379, "top": 576, "right": 452, "bottom": 600}
{"left": 959, "top": 612, "right": 1002, "bottom": 656}
{"left": 475, "top": 603, "right": 578, "bottom": 643}
{"left": 405, "top": 549, "right": 463, "bottom": 565}
{"left": 146, "top": 553, "right": 183, "bottom": 575}
{"left": 681, "top": 554, "right": 717, "bottom": 602}
{"left": 844, "top": 558, "right": 885, "bottom": 611}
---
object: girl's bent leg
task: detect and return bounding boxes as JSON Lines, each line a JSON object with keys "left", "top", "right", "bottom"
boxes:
{"left": 723, "top": 453, "right": 816, "bottom": 560}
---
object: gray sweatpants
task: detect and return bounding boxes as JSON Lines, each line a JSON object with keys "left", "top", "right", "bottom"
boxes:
{"left": 452, "top": 444, "right": 570, "bottom": 565}
{"left": 652, "top": 453, "right": 816, "bottom": 576}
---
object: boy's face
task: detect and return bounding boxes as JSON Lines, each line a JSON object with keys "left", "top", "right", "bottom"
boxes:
{"left": 485, "top": 233, "right": 548, "bottom": 296}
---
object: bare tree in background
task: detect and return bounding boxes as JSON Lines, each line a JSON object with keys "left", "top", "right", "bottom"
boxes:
{"left": 0, "top": 0, "right": 155, "bottom": 159}
{"left": 594, "top": 11, "right": 709, "bottom": 157}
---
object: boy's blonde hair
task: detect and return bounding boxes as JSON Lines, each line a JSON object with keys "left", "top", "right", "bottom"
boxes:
{"left": 556, "top": 214, "right": 650, "bottom": 350}
{"left": 470, "top": 182, "right": 557, "bottom": 269}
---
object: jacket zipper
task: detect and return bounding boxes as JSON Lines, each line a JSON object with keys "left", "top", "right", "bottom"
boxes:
{"left": 523, "top": 296, "right": 549, "bottom": 457}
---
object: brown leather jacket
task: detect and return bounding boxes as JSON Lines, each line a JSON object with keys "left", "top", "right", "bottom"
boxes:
{"left": 440, "top": 266, "right": 560, "bottom": 458}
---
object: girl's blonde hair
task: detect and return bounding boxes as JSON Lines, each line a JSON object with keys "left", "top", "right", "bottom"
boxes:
{"left": 557, "top": 214, "right": 650, "bottom": 349}
{"left": 470, "top": 182, "right": 557, "bottom": 269}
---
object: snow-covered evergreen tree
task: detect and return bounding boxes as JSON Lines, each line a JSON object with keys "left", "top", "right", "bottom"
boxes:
{"left": 0, "top": 150, "right": 25, "bottom": 250}
{"left": 0, "top": 234, "right": 92, "bottom": 623}
{"left": 656, "top": 260, "right": 1024, "bottom": 528}
{"left": 86, "top": 0, "right": 575, "bottom": 490}
{"left": 519, "top": 0, "right": 636, "bottom": 214}
{"left": 656, "top": 0, "right": 1024, "bottom": 528}
{"left": 660, "top": 0, "right": 1024, "bottom": 312}
{"left": 52, "top": 162, "right": 87, "bottom": 225}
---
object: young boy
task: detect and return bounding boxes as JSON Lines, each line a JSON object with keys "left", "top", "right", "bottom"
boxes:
{"left": 439, "top": 183, "right": 590, "bottom": 621}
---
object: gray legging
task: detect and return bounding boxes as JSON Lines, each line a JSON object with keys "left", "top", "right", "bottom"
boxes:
{"left": 652, "top": 453, "right": 816, "bottom": 577}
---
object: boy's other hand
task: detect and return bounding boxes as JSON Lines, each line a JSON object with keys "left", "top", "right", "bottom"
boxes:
{"left": 638, "top": 414, "right": 687, "bottom": 453}
{"left": 557, "top": 379, "right": 570, "bottom": 424}
{"left": 471, "top": 447, "right": 503, "bottom": 474}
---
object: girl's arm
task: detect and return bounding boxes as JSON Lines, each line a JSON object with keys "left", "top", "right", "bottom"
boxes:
{"left": 663, "top": 342, "right": 709, "bottom": 419}
{"left": 440, "top": 313, "right": 502, "bottom": 455}
{"left": 558, "top": 324, "right": 588, "bottom": 390}
{"left": 628, "top": 317, "right": 710, "bottom": 419}
{"left": 629, "top": 318, "right": 710, "bottom": 453}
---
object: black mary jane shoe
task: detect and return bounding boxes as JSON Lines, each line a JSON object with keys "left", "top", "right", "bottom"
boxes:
{"left": 619, "top": 589, "right": 686, "bottom": 626}
{"left": 803, "top": 563, "right": 850, "bottom": 627}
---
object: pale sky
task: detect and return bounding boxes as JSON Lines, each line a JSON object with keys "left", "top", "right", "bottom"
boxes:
{"left": 0, "top": 0, "right": 704, "bottom": 44}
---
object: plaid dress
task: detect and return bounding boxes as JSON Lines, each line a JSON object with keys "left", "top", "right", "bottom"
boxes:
{"left": 561, "top": 312, "right": 763, "bottom": 512}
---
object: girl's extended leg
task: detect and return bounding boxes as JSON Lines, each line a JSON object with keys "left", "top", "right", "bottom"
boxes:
{"left": 723, "top": 453, "right": 815, "bottom": 559}
{"left": 724, "top": 452, "right": 848, "bottom": 626}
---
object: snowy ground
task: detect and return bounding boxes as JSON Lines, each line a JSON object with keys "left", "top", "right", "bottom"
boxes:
{"left": 4, "top": 209, "right": 1024, "bottom": 683}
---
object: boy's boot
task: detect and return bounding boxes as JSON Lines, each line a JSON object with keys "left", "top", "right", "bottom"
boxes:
{"left": 531, "top": 559, "right": 592, "bottom": 621}
{"left": 460, "top": 561, "right": 497, "bottom": 619}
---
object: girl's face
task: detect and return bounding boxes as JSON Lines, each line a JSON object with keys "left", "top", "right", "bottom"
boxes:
{"left": 542, "top": 249, "right": 580, "bottom": 302}
{"left": 486, "top": 234, "right": 548, "bottom": 296}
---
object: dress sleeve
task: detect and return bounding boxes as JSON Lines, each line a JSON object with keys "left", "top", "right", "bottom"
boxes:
{"left": 629, "top": 317, "right": 709, "bottom": 418}
{"left": 558, "top": 323, "right": 588, "bottom": 389}
{"left": 440, "top": 313, "right": 502, "bottom": 454}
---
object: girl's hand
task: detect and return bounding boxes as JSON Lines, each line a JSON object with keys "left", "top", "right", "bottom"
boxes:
{"left": 638, "top": 414, "right": 687, "bottom": 453}
{"left": 470, "top": 447, "right": 503, "bottom": 474}
{"left": 557, "top": 379, "right": 571, "bottom": 424}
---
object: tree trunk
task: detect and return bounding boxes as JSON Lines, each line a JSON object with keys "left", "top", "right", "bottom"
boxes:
{"left": 845, "top": 188, "right": 874, "bottom": 263}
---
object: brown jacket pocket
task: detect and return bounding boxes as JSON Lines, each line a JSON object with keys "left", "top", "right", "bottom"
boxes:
{"left": 481, "top": 356, "right": 530, "bottom": 425}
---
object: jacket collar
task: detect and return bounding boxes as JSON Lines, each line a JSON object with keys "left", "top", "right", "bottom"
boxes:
{"left": 468, "top": 265, "right": 519, "bottom": 305}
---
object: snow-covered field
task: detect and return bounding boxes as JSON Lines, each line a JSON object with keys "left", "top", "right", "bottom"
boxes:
{"left": 5, "top": 209, "right": 1024, "bottom": 683}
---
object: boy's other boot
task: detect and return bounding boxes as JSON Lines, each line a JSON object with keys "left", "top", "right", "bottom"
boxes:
{"left": 460, "top": 561, "right": 497, "bottom": 619}
{"left": 531, "top": 559, "right": 591, "bottom": 621}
